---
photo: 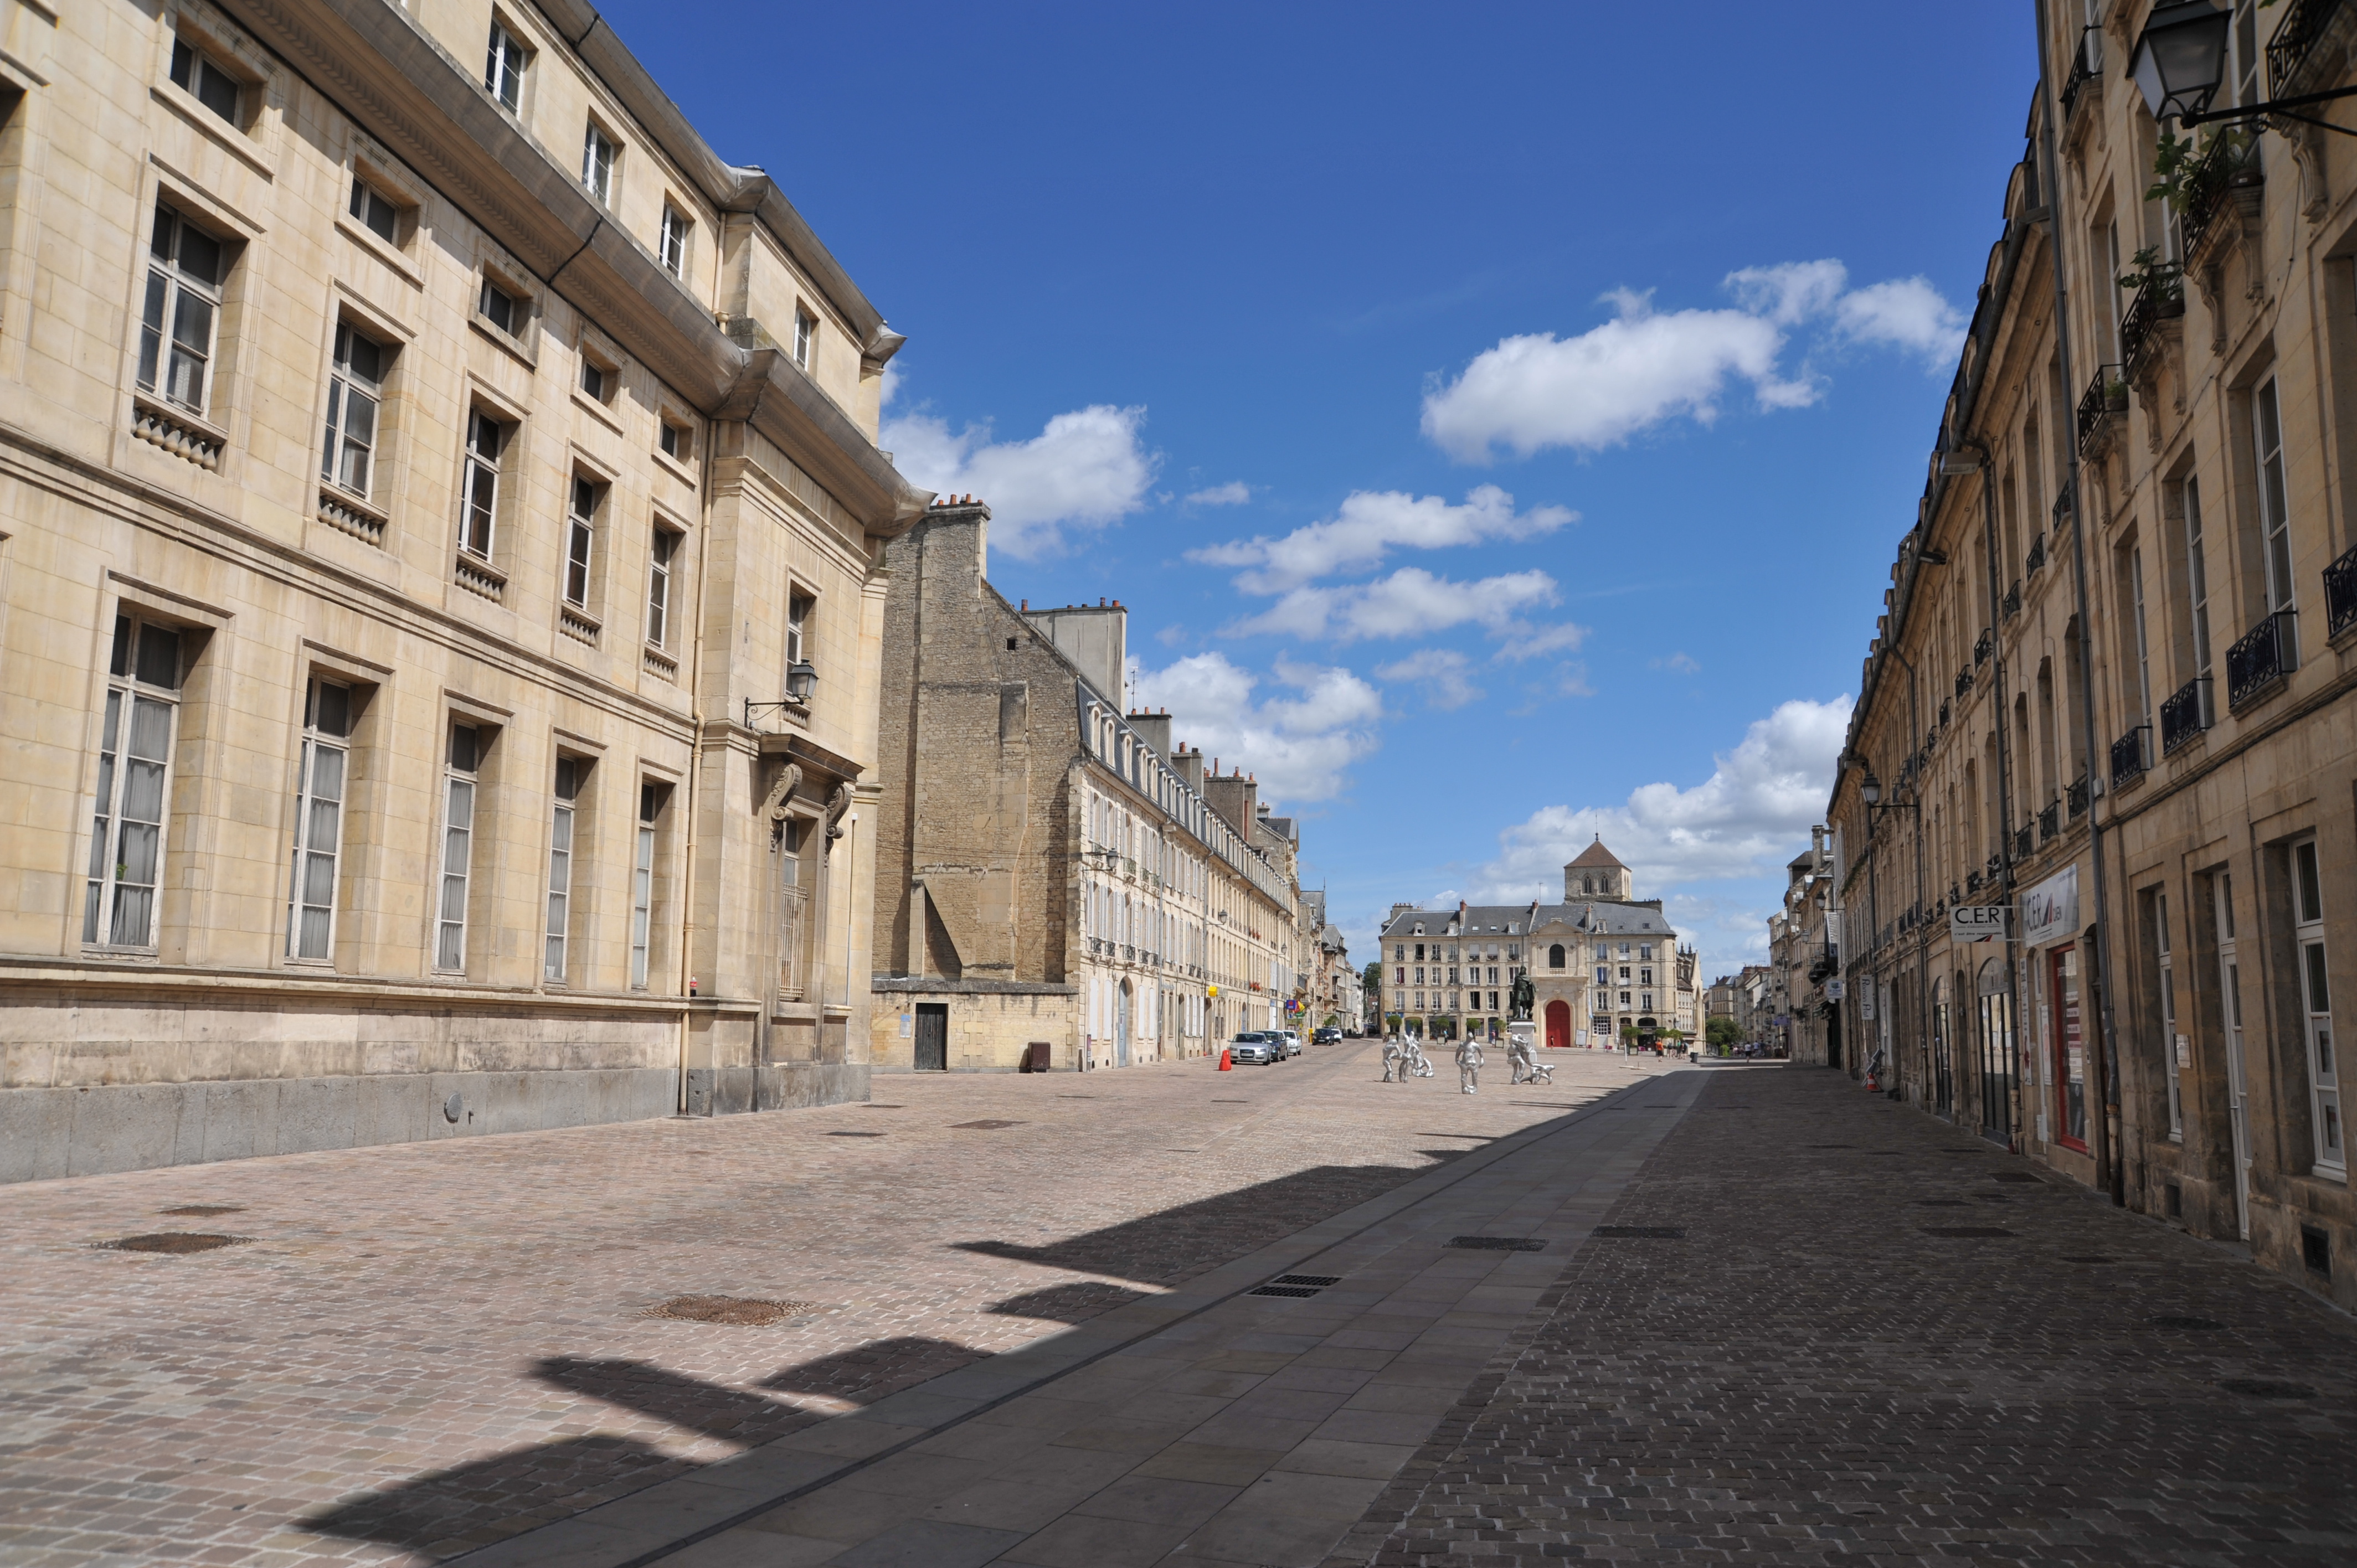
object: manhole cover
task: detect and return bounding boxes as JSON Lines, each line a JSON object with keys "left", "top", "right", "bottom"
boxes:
{"left": 645, "top": 1295, "right": 815, "bottom": 1325}
{"left": 2220, "top": 1378, "right": 2314, "bottom": 1399}
{"left": 1922, "top": 1226, "right": 2016, "bottom": 1238}
{"left": 2148, "top": 1315, "right": 2228, "bottom": 1331}
{"left": 1911, "top": 1199, "right": 1969, "bottom": 1208}
{"left": 1271, "top": 1273, "right": 1341, "bottom": 1286}
{"left": 1248, "top": 1285, "right": 1323, "bottom": 1298}
{"left": 1990, "top": 1172, "right": 2045, "bottom": 1184}
{"left": 827, "top": 1131, "right": 886, "bottom": 1137}
{"left": 160, "top": 1205, "right": 243, "bottom": 1216}
{"left": 1592, "top": 1226, "right": 1684, "bottom": 1240}
{"left": 1449, "top": 1235, "right": 1549, "bottom": 1250}
{"left": 102, "top": 1233, "right": 246, "bottom": 1254}
{"left": 951, "top": 1120, "right": 1023, "bottom": 1130}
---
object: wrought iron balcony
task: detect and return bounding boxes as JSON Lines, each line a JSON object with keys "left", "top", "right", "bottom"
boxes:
{"left": 2067, "top": 776, "right": 2090, "bottom": 819}
{"left": 2052, "top": 477, "right": 2076, "bottom": 533}
{"left": 2061, "top": 25, "right": 2099, "bottom": 119}
{"left": 2179, "top": 133, "right": 2261, "bottom": 261}
{"left": 1974, "top": 630, "right": 1994, "bottom": 666}
{"left": 2003, "top": 581, "right": 2023, "bottom": 620}
{"left": 1950, "top": 882, "right": 1963, "bottom": 905}
{"left": 1954, "top": 667, "right": 1973, "bottom": 698}
{"left": 1987, "top": 852, "right": 2003, "bottom": 881}
{"left": 1938, "top": 699, "right": 1951, "bottom": 728}
{"left": 2120, "top": 277, "right": 2184, "bottom": 375}
{"left": 2077, "top": 364, "right": 2127, "bottom": 450}
{"left": 2038, "top": 801, "right": 2060, "bottom": 843}
{"left": 2111, "top": 725, "right": 2150, "bottom": 788}
{"left": 2015, "top": 824, "right": 2034, "bottom": 859}
{"left": 2227, "top": 608, "right": 2297, "bottom": 710}
{"left": 2327, "top": 542, "right": 2357, "bottom": 639}
{"left": 2160, "top": 675, "right": 2214, "bottom": 756}
{"left": 2268, "top": 0, "right": 2343, "bottom": 99}
{"left": 2026, "top": 534, "right": 2046, "bottom": 575}
{"left": 1967, "top": 870, "right": 1984, "bottom": 893}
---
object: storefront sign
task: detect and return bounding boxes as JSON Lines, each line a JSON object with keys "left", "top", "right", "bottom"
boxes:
{"left": 1825, "top": 979, "right": 1845, "bottom": 1000}
{"left": 1951, "top": 904, "right": 2010, "bottom": 943}
{"left": 1860, "top": 986, "right": 1874, "bottom": 1020}
{"left": 2020, "top": 864, "right": 2080, "bottom": 948}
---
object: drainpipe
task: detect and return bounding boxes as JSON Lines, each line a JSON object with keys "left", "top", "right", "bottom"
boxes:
{"left": 1880, "top": 641, "right": 1932, "bottom": 1105}
{"left": 2036, "top": 0, "right": 2127, "bottom": 1206}
{"left": 675, "top": 420, "right": 721, "bottom": 1114}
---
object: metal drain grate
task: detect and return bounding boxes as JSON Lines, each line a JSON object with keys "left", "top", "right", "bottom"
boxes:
{"left": 2220, "top": 1378, "right": 2314, "bottom": 1399}
{"left": 950, "top": 1120, "right": 1024, "bottom": 1129}
{"left": 645, "top": 1295, "right": 816, "bottom": 1325}
{"left": 1271, "top": 1273, "right": 1341, "bottom": 1286}
{"left": 160, "top": 1205, "right": 243, "bottom": 1216}
{"left": 1921, "top": 1226, "right": 2016, "bottom": 1238}
{"left": 1248, "top": 1285, "right": 1323, "bottom": 1298}
{"left": 1449, "top": 1235, "right": 1548, "bottom": 1250}
{"left": 101, "top": 1233, "right": 246, "bottom": 1254}
{"left": 1592, "top": 1226, "right": 1684, "bottom": 1240}
{"left": 2148, "top": 1314, "right": 2227, "bottom": 1331}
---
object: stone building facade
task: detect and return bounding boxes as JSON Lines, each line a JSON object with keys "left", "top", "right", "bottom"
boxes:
{"left": 1302, "top": 890, "right": 1361, "bottom": 1032}
{"left": 867, "top": 502, "right": 1300, "bottom": 1072}
{"left": 1827, "top": 0, "right": 2357, "bottom": 1308}
{"left": 0, "top": 0, "right": 929, "bottom": 1181}
{"left": 1377, "top": 839, "right": 1683, "bottom": 1046}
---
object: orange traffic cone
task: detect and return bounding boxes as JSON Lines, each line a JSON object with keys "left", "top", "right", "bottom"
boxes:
{"left": 1218, "top": 1048, "right": 1233, "bottom": 1071}
{"left": 1865, "top": 1071, "right": 1880, "bottom": 1092}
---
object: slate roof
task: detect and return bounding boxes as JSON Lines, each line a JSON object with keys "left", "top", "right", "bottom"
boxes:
{"left": 1566, "top": 836, "right": 1627, "bottom": 870}
{"left": 1378, "top": 901, "right": 1673, "bottom": 941}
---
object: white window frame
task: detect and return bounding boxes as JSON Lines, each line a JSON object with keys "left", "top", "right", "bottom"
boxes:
{"left": 792, "top": 307, "right": 815, "bottom": 369}
{"left": 786, "top": 590, "right": 812, "bottom": 671}
{"left": 321, "top": 322, "right": 387, "bottom": 499}
{"left": 477, "top": 276, "right": 522, "bottom": 337}
{"left": 2185, "top": 475, "right": 2213, "bottom": 680}
{"left": 485, "top": 19, "right": 527, "bottom": 114}
{"left": 581, "top": 121, "right": 616, "bottom": 204}
{"left": 647, "top": 526, "right": 678, "bottom": 649}
{"left": 564, "top": 474, "right": 598, "bottom": 609}
{"left": 2156, "top": 890, "right": 2183, "bottom": 1141}
{"left": 460, "top": 409, "right": 504, "bottom": 559}
{"left": 137, "top": 205, "right": 225, "bottom": 416}
{"left": 630, "top": 781, "right": 658, "bottom": 989}
{"left": 436, "top": 722, "right": 480, "bottom": 972}
{"left": 2293, "top": 838, "right": 2343, "bottom": 1172}
{"left": 545, "top": 756, "right": 579, "bottom": 983}
{"left": 349, "top": 173, "right": 399, "bottom": 243}
{"left": 658, "top": 206, "right": 688, "bottom": 278}
{"left": 84, "top": 613, "right": 183, "bottom": 950}
{"left": 286, "top": 678, "right": 353, "bottom": 962}
{"left": 2253, "top": 376, "right": 2295, "bottom": 613}
{"left": 2130, "top": 543, "right": 2153, "bottom": 725}
{"left": 169, "top": 37, "right": 241, "bottom": 126}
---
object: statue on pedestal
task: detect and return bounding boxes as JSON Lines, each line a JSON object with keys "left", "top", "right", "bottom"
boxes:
{"left": 1510, "top": 971, "right": 1535, "bottom": 1023}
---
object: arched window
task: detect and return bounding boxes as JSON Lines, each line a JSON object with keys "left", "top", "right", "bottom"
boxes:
{"left": 1548, "top": 943, "right": 1566, "bottom": 968}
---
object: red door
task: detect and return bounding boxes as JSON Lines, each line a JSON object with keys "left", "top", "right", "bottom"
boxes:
{"left": 1545, "top": 1000, "right": 1570, "bottom": 1050}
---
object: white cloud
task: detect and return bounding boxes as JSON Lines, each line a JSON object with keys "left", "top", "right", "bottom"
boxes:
{"left": 1128, "top": 653, "right": 1383, "bottom": 804}
{"left": 1185, "top": 481, "right": 1253, "bottom": 506}
{"left": 882, "top": 404, "right": 1157, "bottom": 557}
{"left": 1835, "top": 277, "right": 1968, "bottom": 364}
{"left": 1374, "top": 649, "right": 1483, "bottom": 710}
{"left": 1421, "top": 261, "right": 1966, "bottom": 462}
{"left": 1229, "top": 566, "right": 1560, "bottom": 644}
{"left": 1472, "top": 695, "right": 1853, "bottom": 896}
{"left": 1496, "top": 623, "right": 1590, "bottom": 662}
{"left": 1190, "top": 485, "right": 1575, "bottom": 592}
{"left": 1651, "top": 651, "right": 1701, "bottom": 674}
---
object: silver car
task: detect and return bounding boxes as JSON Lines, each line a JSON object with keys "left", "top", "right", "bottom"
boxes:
{"left": 1228, "top": 1032, "right": 1280, "bottom": 1065}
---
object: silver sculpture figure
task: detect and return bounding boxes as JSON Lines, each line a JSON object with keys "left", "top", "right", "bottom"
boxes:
{"left": 1383, "top": 1038, "right": 1433, "bottom": 1081}
{"left": 1508, "top": 1038, "right": 1554, "bottom": 1086}
{"left": 1457, "top": 1038, "right": 1484, "bottom": 1095}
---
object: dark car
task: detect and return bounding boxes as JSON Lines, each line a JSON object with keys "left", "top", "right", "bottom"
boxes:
{"left": 1313, "top": 1027, "right": 1342, "bottom": 1045}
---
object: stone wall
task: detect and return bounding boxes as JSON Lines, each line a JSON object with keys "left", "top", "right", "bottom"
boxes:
{"left": 870, "top": 980, "right": 1079, "bottom": 1072}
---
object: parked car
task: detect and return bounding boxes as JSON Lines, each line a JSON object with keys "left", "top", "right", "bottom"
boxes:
{"left": 1228, "top": 1033, "right": 1280, "bottom": 1066}
{"left": 1280, "top": 1030, "right": 1303, "bottom": 1057}
{"left": 1313, "top": 1027, "right": 1342, "bottom": 1045}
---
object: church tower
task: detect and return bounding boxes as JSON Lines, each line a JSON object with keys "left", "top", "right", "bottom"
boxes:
{"left": 1563, "top": 836, "right": 1632, "bottom": 901}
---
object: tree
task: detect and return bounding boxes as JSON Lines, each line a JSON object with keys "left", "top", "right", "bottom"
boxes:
{"left": 1706, "top": 1016, "right": 1742, "bottom": 1050}
{"left": 1362, "top": 959, "right": 1383, "bottom": 996}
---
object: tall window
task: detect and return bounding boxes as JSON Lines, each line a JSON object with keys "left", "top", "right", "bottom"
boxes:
{"left": 2231, "top": 0, "right": 2262, "bottom": 107}
{"left": 485, "top": 19, "right": 527, "bottom": 112}
{"left": 581, "top": 123, "right": 616, "bottom": 203}
{"left": 2157, "top": 891, "right": 2183, "bottom": 1141}
{"left": 786, "top": 590, "right": 813, "bottom": 673}
{"left": 477, "top": 277, "right": 521, "bottom": 336}
{"left": 2130, "top": 544, "right": 2153, "bottom": 725}
{"left": 460, "top": 410, "right": 504, "bottom": 559}
{"left": 647, "top": 528, "right": 678, "bottom": 648}
{"left": 630, "top": 782, "right": 658, "bottom": 988}
{"left": 321, "top": 324, "right": 387, "bottom": 498}
{"left": 137, "top": 207, "right": 224, "bottom": 415}
{"left": 286, "top": 679, "right": 352, "bottom": 961}
{"left": 84, "top": 615, "right": 182, "bottom": 948}
{"left": 658, "top": 206, "right": 688, "bottom": 277}
{"left": 437, "top": 723, "right": 480, "bottom": 971}
{"left": 564, "top": 476, "right": 598, "bottom": 608}
{"left": 2185, "top": 476, "right": 2213, "bottom": 680}
{"left": 545, "top": 757, "right": 579, "bottom": 982}
{"left": 793, "top": 307, "right": 815, "bottom": 369}
{"left": 2293, "top": 839, "right": 2343, "bottom": 1171}
{"left": 2253, "top": 377, "right": 2295, "bottom": 613}
{"left": 169, "top": 37, "right": 240, "bottom": 124}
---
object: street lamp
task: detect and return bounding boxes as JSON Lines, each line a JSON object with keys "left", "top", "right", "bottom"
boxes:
{"left": 2130, "top": 0, "right": 2357, "bottom": 134}
{"left": 785, "top": 658, "right": 818, "bottom": 704}
{"left": 1860, "top": 771, "right": 1918, "bottom": 817}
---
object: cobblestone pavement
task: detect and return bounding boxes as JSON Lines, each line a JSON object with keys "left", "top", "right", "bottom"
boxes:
{"left": 1325, "top": 1064, "right": 2357, "bottom": 1567}
{"left": 0, "top": 1042, "right": 1672, "bottom": 1566}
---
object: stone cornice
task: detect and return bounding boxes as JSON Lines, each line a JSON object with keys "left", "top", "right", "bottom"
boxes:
{"left": 217, "top": 0, "right": 929, "bottom": 535}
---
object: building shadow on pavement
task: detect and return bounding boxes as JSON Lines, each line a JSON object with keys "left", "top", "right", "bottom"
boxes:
{"left": 953, "top": 1160, "right": 1440, "bottom": 1286}
{"left": 986, "top": 1280, "right": 1156, "bottom": 1321}
{"left": 300, "top": 1431, "right": 691, "bottom": 1559}
{"left": 536, "top": 1355, "right": 815, "bottom": 1442}
{"left": 758, "top": 1334, "right": 986, "bottom": 1402}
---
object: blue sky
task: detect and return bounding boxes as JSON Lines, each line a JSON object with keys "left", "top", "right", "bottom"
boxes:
{"left": 601, "top": 1, "right": 2036, "bottom": 977}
